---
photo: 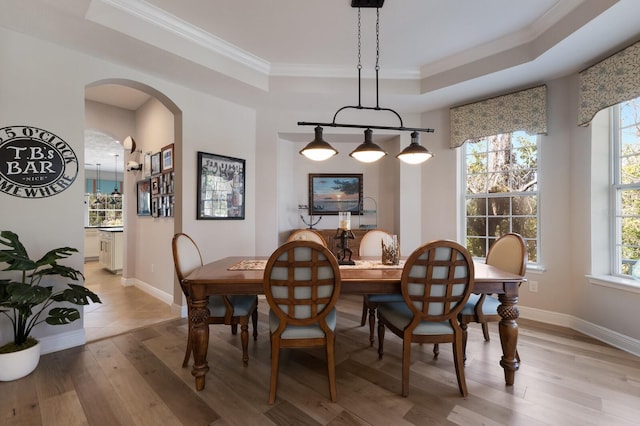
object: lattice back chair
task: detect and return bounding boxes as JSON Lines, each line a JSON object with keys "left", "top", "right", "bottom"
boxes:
{"left": 172, "top": 233, "right": 258, "bottom": 367}
{"left": 359, "top": 229, "right": 405, "bottom": 346}
{"left": 263, "top": 240, "right": 342, "bottom": 404}
{"left": 458, "top": 232, "right": 526, "bottom": 360}
{"left": 377, "top": 240, "right": 475, "bottom": 397}
{"left": 286, "top": 229, "right": 327, "bottom": 246}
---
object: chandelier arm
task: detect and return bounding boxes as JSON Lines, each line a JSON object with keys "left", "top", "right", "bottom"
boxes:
{"left": 331, "top": 105, "right": 405, "bottom": 127}
{"left": 297, "top": 120, "right": 434, "bottom": 133}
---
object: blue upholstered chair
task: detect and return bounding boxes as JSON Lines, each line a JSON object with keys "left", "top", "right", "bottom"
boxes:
{"left": 172, "top": 233, "right": 258, "bottom": 367}
{"left": 263, "top": 240, "right": 341, "bottom": 404}
{"left": 377, "top": 240, "right": 475, "bottom": 397}
{"left": 359, "top": 230, "right": 405, "bottom": 346}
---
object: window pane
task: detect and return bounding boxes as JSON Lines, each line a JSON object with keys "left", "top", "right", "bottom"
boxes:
{"left": 512, "top": 195, "right": 537, "bottom": 215}
{"left": 512, "top": 217, "right": 537, "bottom": 238}
{"left": 467, "top": 173, "right": 487, "bottom": 194}
{"left": 466, "top": 198, "right": 486, "bottom": 216}
{"left": 467, "top": 218, "right": 486, "bottom": 236}
{"left": 488, "top": 217, "right": 510, "bottom": 237}
{"left": 487, "top": 197, "right": 510, "bottom": 216}
{"left": 525, "top": 240, "right": 537, "bottom": 263}
{"left": 466, "top": 236, "right": 486, "bottom": 258}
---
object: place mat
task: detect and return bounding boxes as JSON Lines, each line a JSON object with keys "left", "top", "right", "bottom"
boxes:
{"left": 228, "top": 259, "right": 404, "bottom": 271}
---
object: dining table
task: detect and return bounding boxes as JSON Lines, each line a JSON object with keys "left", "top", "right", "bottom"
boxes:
{"left": 183, "top": 256, "right": 526, "bottom": 391}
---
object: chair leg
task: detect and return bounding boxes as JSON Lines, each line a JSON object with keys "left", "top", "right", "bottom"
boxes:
{"left": 252, "top": 307, "right": 258, "bottom": 341}
{"left": 401, "top": 338, "right": 412, "bottom": 397}
{"left": 453, "top": 334, "right": 468, "bottom": 397}
{"left": 460, "top": 321, "right": 468, "bottom": 362}
{"left": 326, "top": 334, "right": 337, "bottom": 402}
{"left": 377, "top": 322, "right": 385, "bottom": 359}
{"left": 240, "top": 321, "right": 249, "bottom": 366}
{"left": 368, "top": 306, "right": 376, "bottom": 347}
{"left": 360, "top": 296, "right": 368, "bottom": 326}
{"left": 231, "top": 324, "right": 238, "bottom": 335}
{"left": 268, "top": 336, "right": 280, "bottom": 405}
{"left": 183, "top": 319, "right": 193, "bottom": 368}
{"left": 481, "top": 322, "right": 490, "bottom": 341}
{"left": 433, "top": 343, "right": 439, "bottom": 359}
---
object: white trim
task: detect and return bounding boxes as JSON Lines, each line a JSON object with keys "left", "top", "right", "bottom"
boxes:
{"left": 95, "top": 0, "right": 270, "bottom": 75}
{"left": 126, "top": 278, "right": 174, "bottom": 305}
{"left": 587, "top": 274, "right": 640, "bottom": 294}
{"left": 519, "top": 306, "right": 640, "bottom": 357}
{"left": 38, "top": 329, "right": 87, "bottom": 355}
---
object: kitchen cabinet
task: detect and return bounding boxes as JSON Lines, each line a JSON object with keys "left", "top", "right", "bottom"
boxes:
{"left": 84, "top": 228, "right": 100, "bottom": 261}
{"left": 99, "top": 228, "right": 123, "bottom": 273}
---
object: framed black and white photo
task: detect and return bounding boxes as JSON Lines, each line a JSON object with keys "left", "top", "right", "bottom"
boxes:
{"left": 151, "top": 152, "right": 161, "bottom": 175}
{"left": 143, "top": 152, "right": 152, "bottom": 177}
{"left": 161, "top": 143, "right": 174, "bottom": 173}
{"left": 197, "top": 151, "right": 245, "bottom": 220}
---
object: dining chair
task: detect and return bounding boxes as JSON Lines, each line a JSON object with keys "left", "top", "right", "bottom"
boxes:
{"left": 172, "top": 233, "right": 258, "bottom": 367}
{"left": 263, "top": 240, "right": 341, "bottom": 404}
{"left": 358, "top": 229, "right": 404, "bottom": 346}
{"left": 457, "top": 232, "right": 527, "bottom": 361}
{"left": 377, "top": 240, "right": 474, "bottom": 397}
{"left": 286, "top": 229, "right": 327, "bottom": 246}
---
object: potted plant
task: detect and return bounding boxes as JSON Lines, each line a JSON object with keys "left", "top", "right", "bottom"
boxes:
{"left": 0, "top": 230, "right": 101, "bottom": 381}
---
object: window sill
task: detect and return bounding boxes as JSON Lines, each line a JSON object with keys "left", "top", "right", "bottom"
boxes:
{"left": 587, "top": 274, "right": 640, "bottom": 294}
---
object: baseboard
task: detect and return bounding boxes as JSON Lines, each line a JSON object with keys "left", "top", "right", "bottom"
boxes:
{"left": 519, "top": 306, "right": 640, "bottom": 357}
{"left": 38, "top": 328, "right": 86, "bottom": 355}
{"left": 126, "top": 278, "right": 174, "bottom": 305}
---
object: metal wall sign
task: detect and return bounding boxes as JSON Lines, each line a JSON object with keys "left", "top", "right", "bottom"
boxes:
{"left": 0, "top": 125, "right": 79, "bottom": 198}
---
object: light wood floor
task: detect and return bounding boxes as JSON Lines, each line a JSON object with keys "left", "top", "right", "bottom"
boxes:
{"left": 3, "top": 286, "right": 640, "bottom": 426}
{"left": 83, "top": 261, "right": 180, "bottom": 342}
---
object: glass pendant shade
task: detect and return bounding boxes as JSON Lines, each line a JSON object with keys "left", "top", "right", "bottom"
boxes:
{"left": 350, "top": 129, "right": 387, "bottom": 163}
{"left": 299, "top": 126, "right": 338, "bottom": 161}
{"left": 396, "top": 131, "right": 433, "bottom": 165}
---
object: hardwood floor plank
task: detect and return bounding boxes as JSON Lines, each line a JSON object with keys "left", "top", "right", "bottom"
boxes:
{"left": 88, "top": 339, "right": 183, "bottom": 425}
{"left": 111, "top": 333, "right": 220, "bottom": 426}
{"left": 0, "top": 372, "right": 41, "bottom": 426}
{"left": 264, "top": 400, "right": 323, "bottom": 426}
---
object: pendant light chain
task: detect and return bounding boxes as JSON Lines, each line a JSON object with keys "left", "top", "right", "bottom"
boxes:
{"left": 375, "top": 7, "right": 380, "bottom": 108}
{"left": 357, "top": 7, "right": 362, "bottom": 107}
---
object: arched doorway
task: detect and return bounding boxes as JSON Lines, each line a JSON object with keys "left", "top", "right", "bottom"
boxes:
{"left": 83, "top": 80, "right": 184, "bottom": 341}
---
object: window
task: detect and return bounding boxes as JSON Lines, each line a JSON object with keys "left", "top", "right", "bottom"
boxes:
{"left": 463, "top": 131, "right": 539, "bottom": 262}
{"left": 612, "top": 96, "right": 640, "bottom": 277}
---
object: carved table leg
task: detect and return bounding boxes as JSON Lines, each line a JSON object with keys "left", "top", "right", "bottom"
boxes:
{"left": 497, "top": 285, "right": 519, "bottom": 385}
{"left": 190, "top": 295, "right": 210, "bottom": 391}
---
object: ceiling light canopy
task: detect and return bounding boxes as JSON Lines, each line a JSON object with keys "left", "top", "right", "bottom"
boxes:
{"left": 297, "top": 0, "right": 434, "bottom": 164}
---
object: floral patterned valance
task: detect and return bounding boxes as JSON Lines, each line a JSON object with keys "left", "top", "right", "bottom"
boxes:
{"left": 578, "top": 40, "right": 640, "bottom": 126}
{"left": 449, "top": 85, "right": 547, "bottom": 148}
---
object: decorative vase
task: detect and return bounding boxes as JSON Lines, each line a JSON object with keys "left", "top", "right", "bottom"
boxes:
{"left": 0, "top": 341, "right": 41, "bottom": 381}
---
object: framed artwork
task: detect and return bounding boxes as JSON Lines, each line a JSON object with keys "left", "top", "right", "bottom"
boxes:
{"left": 197, "top": 151, "right": 245, "bottom": 220}
{"left": 136, "top": 179, "right": 151, "bottom": 216}
{"left": 161, "top": 143, "right": 174, "bottom": 173}
{"left": 151, "top": 176, "right": 160, "bottom": 195}
{"left": 309, "top": 173, "right": 363, "bottom": 215}
{"left": 151, "top": 197, "right": 159, "bottom": 217}
{"left": 151, "top": 152, "right": 161, "bottom": 175}
{"left": 143, "top": 152, "right": 152, "bottom": 177}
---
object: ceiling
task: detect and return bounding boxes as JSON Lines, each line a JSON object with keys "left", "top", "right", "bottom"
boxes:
{"left": 3, "top": 0, "right": 640, "bottom": 169}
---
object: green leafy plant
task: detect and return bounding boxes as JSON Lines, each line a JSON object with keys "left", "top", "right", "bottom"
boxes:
{"left": 0, "top": 230, "right": 101, "bottom": 353}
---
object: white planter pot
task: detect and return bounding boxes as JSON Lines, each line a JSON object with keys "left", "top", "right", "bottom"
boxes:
{"left": 0, "top": 341, "right": 41, "bottom": 381}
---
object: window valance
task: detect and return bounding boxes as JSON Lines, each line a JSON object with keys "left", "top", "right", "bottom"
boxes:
{"left": 449, "top": 85, "right": 547, "bottom": 148}
{"left": 578, "top": 40, "right": 640, "bottom": 126}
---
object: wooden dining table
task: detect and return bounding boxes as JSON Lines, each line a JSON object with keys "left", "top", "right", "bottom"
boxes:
{"left": 183, "top": 256, "right": 526, "bottom": 391}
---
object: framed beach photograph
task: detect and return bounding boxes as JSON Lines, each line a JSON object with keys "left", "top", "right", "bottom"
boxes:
{"left": 136, "top": 179, "right": 151, "bottom": 216}
{"left": 151, "top": 152, "right": 161, "bottom": 175}
{"left": 309, "top": 173, "right": 363, "bottom": 215}
{"left": 161, "top": 143, "right": 174, "bottom": 173}
{"left": 197, "top": 151, "right": 245, "bottom": 220}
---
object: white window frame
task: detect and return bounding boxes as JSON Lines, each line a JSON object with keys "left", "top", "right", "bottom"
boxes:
{"left": 460, "top": 132, "right": 541, "bottom": 264}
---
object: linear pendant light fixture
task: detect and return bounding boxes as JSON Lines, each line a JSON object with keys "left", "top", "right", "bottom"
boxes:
{"left": 298, "top": 0, "right": 434, "bottom": 164}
